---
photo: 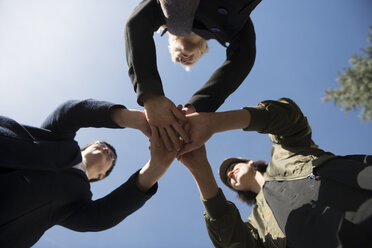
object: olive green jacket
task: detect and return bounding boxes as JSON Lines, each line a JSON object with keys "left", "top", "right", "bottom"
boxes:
{"left": 202, "top": 98, "right": 334, "bottom": 248}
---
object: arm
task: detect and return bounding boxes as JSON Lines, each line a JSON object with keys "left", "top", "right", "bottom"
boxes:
{"left": 110, "top": 107, "right": 151, "bottom": 138}
{"left": 178, "top": 98, "right": 311, "bottom": 155}
{"left": 60, "top": 131, "right": 176, "bottom": 231}
{"left": 41, "top": 99, "right": 125, "bottom": 137}
{"left": 125, "top": 0, "right": 165, "bottom": 106}
{"left": 136, "top": 127, "right": 177, "bottom": 192}
{"left": 187, "top": 18, "right": 256, "bottom": 112}
{"left": 179, "top": 147, "right": 262, "bottom": 247}
{"left": 125, "top": 0, "right": 189, "bottom": 150}
{"left": 60, "top": 170, "right": 158, "bottom": 231}
{"left": 243, "top": 98, "right": 313, "bottom": 147}
{"left": 178, "top": 109, "right": 251, "bottom": 155}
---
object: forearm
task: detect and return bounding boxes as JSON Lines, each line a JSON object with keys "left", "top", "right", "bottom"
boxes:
{"left": 41, "top": 99, "right": 123, "bottom": 133}
{"left": 244, "top": 98, "right": 313, "bottom": 147}
{"left": 125, "top": 0, "right": 165, "bottom": 105}
{"left": 189, "top": 161, "right": 219, "bottom": 200}
{"left": 210, "top": 109, "right": 251, "bottom": 134}
{"left": 187, "top": 20, "right": 256, "bottom": 112}
{"left": 110, "top": 108, "right": 144, "bottom": 129}
{"left": 187, "top": 59, "right": 252, "bottom": 112}
{"left": 61, "top": 171, "right": 156, "bottom": 231}
{"left": 136, "top": 160, "right": 168, "bottom": 192}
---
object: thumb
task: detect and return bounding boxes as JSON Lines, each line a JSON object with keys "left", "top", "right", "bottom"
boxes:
{"left": 177, "top": 143, "right": 196, "bottom": 156}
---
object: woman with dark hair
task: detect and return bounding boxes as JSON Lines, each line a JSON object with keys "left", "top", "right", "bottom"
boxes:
{"left": 219, "top": 158, "right": 268, "bottom": 205}
{"left": 179, "top": 98, "right": 372, "bottom": 248}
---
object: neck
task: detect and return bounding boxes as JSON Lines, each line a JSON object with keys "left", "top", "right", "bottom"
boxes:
{"left": 250, "top": 172, "right": 265, "bottom": 194}
{"left": 81, "top": 154, "right": 92, "bottom": 180}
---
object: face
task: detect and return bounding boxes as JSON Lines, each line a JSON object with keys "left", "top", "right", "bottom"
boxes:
{"left": 82, "top": 141, "right": 115, "bottom": 180}
{"left": 168, "top": 33, "right": 207, "bottom": 67}
{"left": 226, "top": 160, "right": 257, "bottom": 191}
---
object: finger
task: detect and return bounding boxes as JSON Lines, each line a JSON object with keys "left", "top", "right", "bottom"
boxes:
{"left": 183, "top": 122, "right": 191, "bottom": 134}
{"left": 171, "top": 106, "right": 187, "bottom": 123}
{"left": 172, "top": 122, "right": 190, "bottom": 143}
{"left": 178, "top": 142, "right": 199, "bottom": 156}
{"left": 150, "top": 127, "right": 161, "bottom": 147}
{"left": 159, "top": 127, "right": 173, "bottom": 151}
{"left": 166, "top": 126, "right": 181, "bottom": 151}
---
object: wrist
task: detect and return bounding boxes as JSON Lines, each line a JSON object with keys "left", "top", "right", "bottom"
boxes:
{"left": 148, "top": 158, "right": 171, "bottom": 171}
{"left": 143, "top": 95, "right": 163, "bottom": 107}
{"left": 188, "top": 159, "right": 211, "bottom": 177}
{"left": 137, "top": 160, "right": 168, "bottom": 192}
{"left": 207, "top": 112, "right": 219, "bottom": 134}
{"left": 116, "top": 109, "right": 141, "bottom": 129}
{"left": 210, "top": 109, "right": 251, "bottom": 133}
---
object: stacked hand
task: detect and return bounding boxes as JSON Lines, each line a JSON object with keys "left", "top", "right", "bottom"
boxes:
{"left": 143, "top": 95, "right": 217, "bottom": 158}
{"left": 177, "top": 111, "right": 213, "bottom": 156}
{"left": 144, "top": 96, "right": 189, "bottom": 151}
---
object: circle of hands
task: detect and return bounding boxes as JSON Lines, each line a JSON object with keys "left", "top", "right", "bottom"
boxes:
{"left": 140, "top": 95, "right": 212, "bottom": 165}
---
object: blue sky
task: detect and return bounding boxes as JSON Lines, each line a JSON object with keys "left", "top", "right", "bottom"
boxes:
{"left": 0, "top": 0, "right": 371, "bottom": 247}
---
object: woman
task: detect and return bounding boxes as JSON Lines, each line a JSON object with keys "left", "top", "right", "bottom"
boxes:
{"left": 124, "top": 0, "right": 261, "bottom": 151}
{"left": 179, "top": 98, "right": 372, "bottom": 247}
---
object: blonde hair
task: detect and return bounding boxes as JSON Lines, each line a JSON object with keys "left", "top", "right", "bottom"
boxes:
{"left": 168, "top": 32, "right": 208, "bottom": 71}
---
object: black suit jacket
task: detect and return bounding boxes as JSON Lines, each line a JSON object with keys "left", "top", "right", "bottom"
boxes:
{"left": 0, "top": 99, "right": 157, "bottom": 248}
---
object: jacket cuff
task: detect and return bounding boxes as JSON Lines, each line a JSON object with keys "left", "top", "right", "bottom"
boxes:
{"left": 242, "top": 106, "right": 268, "bottom": 132}
{"left": 201, "top": 188, "right": 230, "bottom": 219}
{"left": 187, "top": 96, "right": 222, "bottom": 112}
{"left": 108, "top": 104, "right": 126, "bottom": 128}
{"left": 128, "top": 170, "right": 158, "bottom": 197}
{"left": 136, "top": 82, "right": 165, "bottom": 106}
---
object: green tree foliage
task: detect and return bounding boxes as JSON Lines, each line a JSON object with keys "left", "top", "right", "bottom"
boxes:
{"left": 323, "top": 29, "right": 372, "bottom": 121}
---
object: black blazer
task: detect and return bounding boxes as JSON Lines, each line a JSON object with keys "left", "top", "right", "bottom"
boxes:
{"left": 0, "top": 99, "right": 157, "bottom": 248}
{"left": 125, "top": 0, "right": 260, "bottom": 112}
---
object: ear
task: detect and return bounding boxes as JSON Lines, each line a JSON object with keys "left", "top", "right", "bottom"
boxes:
{"left": 98, "top": 174, "right": 105, "bottom": 180}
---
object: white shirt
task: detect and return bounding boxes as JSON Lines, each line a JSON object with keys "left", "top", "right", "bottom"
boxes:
{"left": 72, "top": 161, "right": 88, "bottom": 177}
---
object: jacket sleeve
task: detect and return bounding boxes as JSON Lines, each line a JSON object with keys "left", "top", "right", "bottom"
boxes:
{"left": 41, "top": 99, "right": 125, "bottom": 138}
{"left": 187, "top": 18, "right": 256, "bottom": 112}
{"left": 59, "top": 170, "right": 158, "bottom": 231}
{"left": 243, "top": 98, "right": 313, "bottom": 147}
{"left": 202, "top": 189, "right": 262, "bottom": 248}
{"left": 125, "top": 0, "right": 166, "bottom": 106}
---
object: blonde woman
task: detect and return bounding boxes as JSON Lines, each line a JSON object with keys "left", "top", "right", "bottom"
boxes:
{"left": 125, "top": 0, "right": 260, "bottom": 151}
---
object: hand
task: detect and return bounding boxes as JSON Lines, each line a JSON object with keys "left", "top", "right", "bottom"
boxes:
{"left": 178, "top": 145, "right": 208, "bottom": 173}
{"left": 144, "top": 96, "right": 189, "bottom": 151}
{"left": 136, "top": 130, "right": 177, "bottom": 192}
{"left": 149, "top": 129, "right": 177, "bottom": 168}
{"left": 177, "top": 112, "right": 213, "bottom": 156}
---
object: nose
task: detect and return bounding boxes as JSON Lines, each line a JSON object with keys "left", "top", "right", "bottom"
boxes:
{"left": 179, "top": 53, "right": 194, "bottom": 64}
